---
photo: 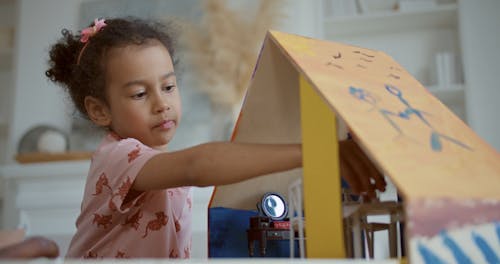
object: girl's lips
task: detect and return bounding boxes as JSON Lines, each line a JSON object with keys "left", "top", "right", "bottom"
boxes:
{"left": 156, "top": 120, "right": 175, "bottom": 129}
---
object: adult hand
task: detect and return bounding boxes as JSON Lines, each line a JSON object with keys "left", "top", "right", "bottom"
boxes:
{"left": 339, "top": 139, "right": 386, "bottom": 201}
{"left": 0, "top": 236, "right": 59, "bottom": 259}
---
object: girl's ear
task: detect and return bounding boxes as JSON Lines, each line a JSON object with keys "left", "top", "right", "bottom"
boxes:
{"left": 84, "top": 96, "right": 111, "bottom": 127}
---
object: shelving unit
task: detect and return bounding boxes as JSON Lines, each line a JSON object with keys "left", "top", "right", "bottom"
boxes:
{"left": 323, "top": 3, "right": 458, "bottom": 37}
{"left": 318, "top": 2, "right": 475, "bottom": 259}
{"left": 427, "top": 83, "right": 464, "bottom": 103}
{"left": 320, "top": 0, "right": 466, "bottom": 122}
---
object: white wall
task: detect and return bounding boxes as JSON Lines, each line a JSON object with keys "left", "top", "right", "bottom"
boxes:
{"left": 459, "top": 0, "right": 500, "bottom": 151}
{"left": 4, "top": 0, "right": 499, "bottom": 259}
{"left": 278, "top": 0, "right": 322, "bottom": 38}
{"left": 6, "top": 0, "right": 88, "bottom": 164}
{"left": 5, "top": 0, "right": 322, "bottom": 163}
{"left": 2, "top": 0, "right": 320, "bottom": 258}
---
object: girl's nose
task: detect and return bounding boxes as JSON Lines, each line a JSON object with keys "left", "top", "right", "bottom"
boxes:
{"left": 156, "top": 103, "right": 170, "bottom": 113}
{"left": 153, "top": 94, "right": 170, "bottom": 113}
{"left": 155, "top": 102, "right": 170, "bottom": 113}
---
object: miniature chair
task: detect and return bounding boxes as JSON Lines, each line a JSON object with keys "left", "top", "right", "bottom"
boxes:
{"left": 343, "top": 197, "right": 404, "bottom": 258}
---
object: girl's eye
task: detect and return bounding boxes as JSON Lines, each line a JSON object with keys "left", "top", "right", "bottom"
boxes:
{"left": 132, "top": 91, "right": 146, "bottom": 99}
{"left": 163, "top": 85, "right": 176, "bottom": 92}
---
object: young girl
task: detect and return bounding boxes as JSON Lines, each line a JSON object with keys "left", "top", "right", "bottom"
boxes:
{"left": 46, "top": 17, "right": 385, "bottom": 259}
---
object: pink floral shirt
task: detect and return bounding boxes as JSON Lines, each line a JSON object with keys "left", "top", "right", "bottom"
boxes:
{"left": 66, "top": 134, "right": 192, "bottom": 259}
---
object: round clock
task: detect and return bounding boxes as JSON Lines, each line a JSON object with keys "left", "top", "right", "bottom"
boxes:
{"left": 260, "top": 192, "right": 288, "bottom": 220}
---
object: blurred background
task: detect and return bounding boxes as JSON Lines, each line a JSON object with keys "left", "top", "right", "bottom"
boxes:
{"left": 0, "top": 0, "right": 498, "bottom": 259}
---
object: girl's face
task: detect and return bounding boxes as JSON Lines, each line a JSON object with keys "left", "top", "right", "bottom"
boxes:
{"left": 103, "top": 41, "right": 181, "bottom": 150}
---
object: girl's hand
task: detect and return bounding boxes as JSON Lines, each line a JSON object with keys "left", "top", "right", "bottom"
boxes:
{"left": 339, "top": 139, "right": 386, "bottom": 201}
{"left": 0, "top": 236, "right": 59, "bottom": 259}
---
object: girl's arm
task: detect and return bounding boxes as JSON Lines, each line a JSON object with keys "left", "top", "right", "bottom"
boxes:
{"left": 133, "top": 142, "right": 302, "bottom": 191}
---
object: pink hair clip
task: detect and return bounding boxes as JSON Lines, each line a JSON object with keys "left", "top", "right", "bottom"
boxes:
{"left": 77, "top": 18, "right": 106, "bottom": 65}
{"left": 80, "top": 18, "right": 107, "bottom": 43}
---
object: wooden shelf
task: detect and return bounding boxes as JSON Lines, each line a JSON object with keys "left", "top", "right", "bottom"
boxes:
{"left": 323, "top": 3, "right": 458, "bottom": 38}
{"left": 15, "top": 151, "right": 93, "bottom": 164}
{"left": 427, "top": 83, "right": 465, "bottom": 105}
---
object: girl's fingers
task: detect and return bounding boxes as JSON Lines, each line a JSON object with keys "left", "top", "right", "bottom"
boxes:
{"left": 373, "top": 172, "right": 387, "bottom": 192}
{"left": 359, "top": 151, "right": 386, "bottom": 192}
{"left": 339, "top": 139, "right": 386, "bottom": 198}
{"left": 341, "top": 142, "right": 374, "bottom": 197}
{"left": 339, "top": 153, "right": 362, "bottom": 194}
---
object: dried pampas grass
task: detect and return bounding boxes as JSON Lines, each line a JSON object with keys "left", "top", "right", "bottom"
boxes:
{"left": 182, "top": 0, "right": 285, "bottom": 108}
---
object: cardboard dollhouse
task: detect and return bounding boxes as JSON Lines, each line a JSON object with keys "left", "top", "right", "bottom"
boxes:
{"left": 208, "top": 30, "right": 500, "bottom": 262}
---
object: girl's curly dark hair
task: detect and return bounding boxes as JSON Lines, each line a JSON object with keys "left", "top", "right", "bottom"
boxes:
{"left": 45, "top": 17, "right": 178, "bottom": 118}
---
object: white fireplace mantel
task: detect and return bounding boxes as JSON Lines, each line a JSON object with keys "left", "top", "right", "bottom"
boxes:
{"left": 0, "top": 160, "right": 90, "bottom": 255}
{"left": 0, "top": 160, "right": 213, "bottom": 258}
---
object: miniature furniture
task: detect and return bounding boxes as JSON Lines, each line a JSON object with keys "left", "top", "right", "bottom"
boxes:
{"left": 246, "top": 216, "right": 291, "bottom": 257}
{"left": 289, "top": 178, "right": 403, "bottom": 259}
{"left": 209, "top": 30, "right": 500, "bottom": 262}
{"left": 288, "top": 178, "right": 305, "bottom": 259}
{"left": 247, "top": 192, "right": 291, "bottom": 257}
{"left": 343, "top": 201, "right": 403, "bottom": 258}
